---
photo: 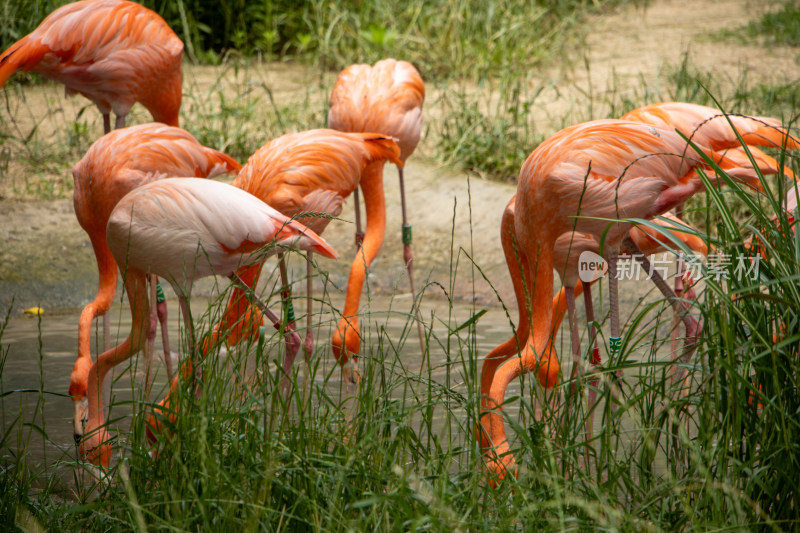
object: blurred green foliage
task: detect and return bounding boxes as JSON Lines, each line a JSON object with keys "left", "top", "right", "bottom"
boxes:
{"left": 746, "top": 1, "right": 800, "bottom": 47}
{"left": 2, "top": 0, "right": 635, "bottom": 79}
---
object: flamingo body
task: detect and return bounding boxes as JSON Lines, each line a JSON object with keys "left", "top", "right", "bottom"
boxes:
{"left": 106, "top": 179, "right": 338, "bottom": 284}
{"left": 329, "top": 58, "right": 424, "bottom": 162}
{"left": 0, "top": 0, "right": 183, "bottom": 126}
{"left": 70, "top": 123, "right": 241, "bottom": 439}
{"left": 82, "top": 178, "right": 337, "bottom": 466}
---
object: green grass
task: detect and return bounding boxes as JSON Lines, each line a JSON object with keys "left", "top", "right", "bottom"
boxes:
{"left": 2, "top": 139, "right": 800, "bottom": 529}
{"left": 746, "top": 1, "right": 800, "bottom": 47}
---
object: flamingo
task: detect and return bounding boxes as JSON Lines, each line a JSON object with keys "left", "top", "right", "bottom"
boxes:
{"left": 0, "top": 0, "right": 183, "bottom": 134}
{"left": 481, "top": 119, "right": 763, "bottom": 482}
{"left": 69, "top": 123, "right": 241, "bottom": 444}
{"left": 80, "top": 177, "right": 337, "bottom": 467}
{"left": 160, "top": 129, "right": 402, "bottom": 396}
{"left": 477, "top": 197, "right": 708, "bottom": 457}
{"left": 328, "top": 58, "right": 427, "bottom": 362}
{"left": 621, "top": 102, "right": 800, "bottom": 362}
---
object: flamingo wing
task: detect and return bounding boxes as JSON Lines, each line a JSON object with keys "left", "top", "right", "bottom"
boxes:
{"left": 233, "top": 129, "right": 401, "bottom": 219}
{"left": 107, "top": 178, "right": 336, "bottom": 287}
{"left": 329, "top": 59, "right": 424, "bottom": 161}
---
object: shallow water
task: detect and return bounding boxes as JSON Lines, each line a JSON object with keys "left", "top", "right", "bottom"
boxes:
{"left": 0, "top": 294, "right": 522, "bottom": 461}
{"left": 1, "top": 281, "right": 685, "bottom": 482}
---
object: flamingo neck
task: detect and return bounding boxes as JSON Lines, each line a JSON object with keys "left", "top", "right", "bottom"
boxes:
{"left": 72, "top": 233, "right": 119, "bottom": 399}
{"left": 525, "top": 244, "right": 559, "bottom": 388}
{"left": 84, "top": 270, "right": 150, "bottom": 466}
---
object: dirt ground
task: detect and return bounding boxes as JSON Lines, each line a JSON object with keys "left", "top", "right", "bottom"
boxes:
{"left": 1, "top": 0, "right": 798, "bottom": 315}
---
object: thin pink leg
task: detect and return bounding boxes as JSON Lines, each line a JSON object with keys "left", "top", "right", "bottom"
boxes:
{"left": 397, "top": 166, "right": 427, "bottom": 372}
{"left": 622, "top": 236, "right": 702, "bottom": 386}
{"left": 230, "top": 272, "right": 301, "bottom": 396}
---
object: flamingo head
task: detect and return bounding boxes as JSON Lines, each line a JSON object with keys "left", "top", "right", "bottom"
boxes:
{"left": 332, "top": 316, "right": 360, "bottom": 365}
{"left": 485, "top": 445, "right": 518, "bottom": 488}
{"left": 68, "top": 369, "right": 90, "bottom": 443}
{"left": 72, "top": 396, "right": 89, "bottom": 444}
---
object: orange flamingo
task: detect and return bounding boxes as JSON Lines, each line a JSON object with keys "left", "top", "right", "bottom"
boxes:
{"left": 328, "top": 58, "right": 427, "bottom": 361}
{"left": 69, "top": 123, "right": 241, "bottom": 444}
{"left": 621, "top": 102, "right": 800, "bottom": 363}
{"left": 621, "top": 102, "right": 800, "bottom": 157}
{"left": 477, "top": 197, "right": 707, "bottom": 455}
{"left": 162, "top": 129, "right": 403, "bottom": 397}
{"left": 0, "top": 0, "right": 183, "bottom": 133}
{"left": 481, "top": 119, "right": 762, "bottom": 482}
{"left": 81, "top": 177, "right": 337, "bottom": 467}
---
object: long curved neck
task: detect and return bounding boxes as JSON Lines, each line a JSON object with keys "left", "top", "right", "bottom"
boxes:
{"left": 203, "top": 263, "right": 264, "bottom": 353}
{"left": 71, "top": 229, "right": 118, "bottom": 399}
{"left": 342, "top": 161, "right": 386, "bottom": 318}
{"left": 480, "top": 220, "right": 529, "bottom": 403}
{"left": 85, "top": 269, "right": 150, "bottom": 466}
{"left": 525, "top": 240, "right": 559, "bottom": 388}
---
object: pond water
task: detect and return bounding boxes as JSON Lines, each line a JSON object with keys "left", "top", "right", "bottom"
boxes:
{"left": 1, "top": 281, "right": 685, "bottom": 480}
{"left": 0, "top": 294, "right": 524, "bottom": 459}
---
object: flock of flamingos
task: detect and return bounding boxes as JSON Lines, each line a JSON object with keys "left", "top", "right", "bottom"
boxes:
{"left": 2, "top": 0, "right": 798, "bottom": 485}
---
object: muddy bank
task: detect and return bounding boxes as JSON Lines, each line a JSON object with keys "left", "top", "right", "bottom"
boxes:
{"left": 0, "top": 160, "right": 518, "bottom": 317}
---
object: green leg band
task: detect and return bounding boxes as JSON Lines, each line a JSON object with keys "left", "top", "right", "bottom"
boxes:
{"left": 609, "top": 336, "right": 622, "bottom": 357}
{"left": 402, "top": 224, "right": 413, "bottom": 246}
{"left": 155, "top": 281, "right": 166, "bottom": 303}
{"left": 285, "top": 299, "right": 296, "bottom": 324}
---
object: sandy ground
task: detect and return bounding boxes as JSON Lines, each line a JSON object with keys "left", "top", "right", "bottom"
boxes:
{"left": 1, "top": 0, "right": 798, "bottom": 315}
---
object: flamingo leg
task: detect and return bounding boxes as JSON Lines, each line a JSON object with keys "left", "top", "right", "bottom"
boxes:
{"left": 103, "top": 114, "right": 111, "bottom": 135}
{"left": 672, "top": 204, "right": 685, "bottom": 356}
{"left": 565, "top": 286, "right": 582, "bottom": 416}
{"left": 144, "top": 275, "right": 158, "bottom": 402}
{"left": 176, "top": 295, "right": 203, "bottom": 399}
{"left": 398, "top": 165, "right": 427, "bottom": 372}
{"left": 155, "top": 280, "right": 174, "bottom": 380}
{"left": 671, "top": 259, "right": 685, "bottom": 355}
{"left": 114, "top": 114, "right": 126, "bottom": 130}
{"left": 605, "top": 250, "right": 625, "bottom": 412}
{"left": 583, "top": 281, "right": 600, "bottom": 448}
{"left": 304, "top": 253, "right": 314, "bottom": 362}
{"left": 277, "top": 252, "right": 301, "bottom": 390}
{"left": 622, "top": 235, "right": 702, "bottom": 386}
{"left": 230, "top": 272, "right": 301, "bottom": 396}
{"left": 353, "top": 188, "right": 364, "bottom": 247}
